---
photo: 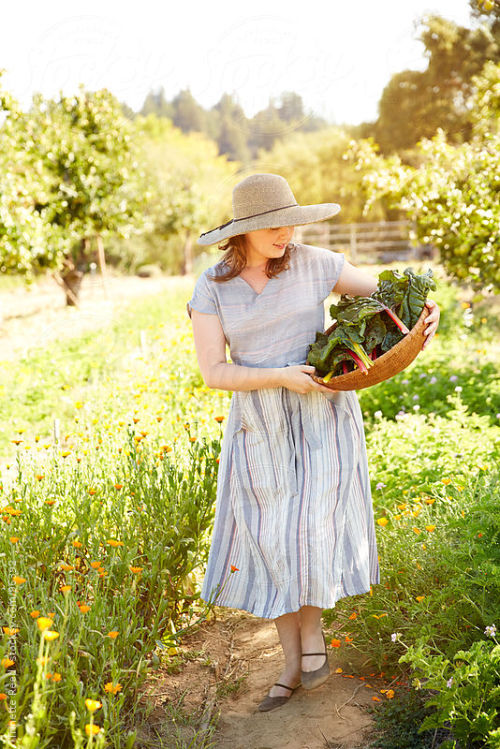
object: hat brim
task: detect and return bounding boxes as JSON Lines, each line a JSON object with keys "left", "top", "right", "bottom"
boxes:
{"left": 197, "top": 203, "right": 341, "bottom": 246}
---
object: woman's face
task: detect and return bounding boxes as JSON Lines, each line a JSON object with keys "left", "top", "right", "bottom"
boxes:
{"left": 243, "top": 226, "right": 295, "bottom": 266}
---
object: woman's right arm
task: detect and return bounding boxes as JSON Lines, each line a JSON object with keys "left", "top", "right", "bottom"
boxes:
{"left": 190, "top": 309, "right": 335, "bottom": 394}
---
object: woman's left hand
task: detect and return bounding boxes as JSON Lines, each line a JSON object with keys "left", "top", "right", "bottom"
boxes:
{"left": 422, "top": 299, "right": 440, "bottom": 350}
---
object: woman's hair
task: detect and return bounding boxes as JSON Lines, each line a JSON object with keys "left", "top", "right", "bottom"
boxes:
{"left": 206, "top": 234, "right": 297, "bottom": 283}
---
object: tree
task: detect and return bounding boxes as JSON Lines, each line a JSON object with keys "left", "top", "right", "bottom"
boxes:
{"left": 247, "top": 100, "right": 289, "bottom": 155}
{"left": 171, "top": 88, "right": 207, "bottom": 134}
{"left": 468, "top": 60, "right": 500, "bottom": 135}
{"left": 375, "top": 13, "right": 500, "bottom": 154}
{"left": 277, "top": 91, "right": 305, "bottom": 123}
{"left": 0, "top": 74, "right": 60, "bottom": 281}
{"left": 130, "top": 114, "right": 240, "bottom": 274}
{"left": 0, "top": 75, "right": 151, "bottom": 303}
{"left": 211, "top": 94, "right": 250, "bottom": 163}
{"left": 349, "top": 107, "right": 500, "bottom": 291}
{"left": 139, "top": 86, "right": 174, "bottom": 120}
{"left": 254, "top": 127, "right": 388, "bottom": 223}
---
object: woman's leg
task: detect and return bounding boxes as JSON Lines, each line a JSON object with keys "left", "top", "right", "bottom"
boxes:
{"left": 266, "top": 611, "right": 302, "bottom": 698}
{"left": 299, "top": 605, "right": 325, "bottom": 671}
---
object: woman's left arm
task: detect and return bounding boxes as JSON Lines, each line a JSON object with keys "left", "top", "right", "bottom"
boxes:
{"left": 332, "top": 260, "right": 440, "bottom": 351}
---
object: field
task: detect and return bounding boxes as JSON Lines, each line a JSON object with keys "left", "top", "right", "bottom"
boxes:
{"left": 0, "top": 264, "right": 499, "bottom": 749}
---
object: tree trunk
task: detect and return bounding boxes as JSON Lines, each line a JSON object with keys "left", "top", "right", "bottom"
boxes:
{"left": 59, "top": 258, "right": 84, "bottom": 306}
{"left": 95, "top": 234, "right": 109, "bottom": 299}
{"left": 182, "top": 231, "right": 193, "bottom": 275}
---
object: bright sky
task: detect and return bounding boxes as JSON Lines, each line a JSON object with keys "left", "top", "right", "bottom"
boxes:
{"left": 2, "top": 0, "right": 476, "bottom": 125}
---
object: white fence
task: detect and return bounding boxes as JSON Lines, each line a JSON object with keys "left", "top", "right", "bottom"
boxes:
{"left": 294, "top": 220, "right": 432, "bottom": 263}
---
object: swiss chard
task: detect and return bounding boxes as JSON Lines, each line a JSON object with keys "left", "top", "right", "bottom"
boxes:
{"left": 306, "top": 266, "right": 436, "bottom": 380}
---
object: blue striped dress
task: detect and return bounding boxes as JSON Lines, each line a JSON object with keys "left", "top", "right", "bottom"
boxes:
{"left": 187, "top": 241, "right": 380, "bottom": 620}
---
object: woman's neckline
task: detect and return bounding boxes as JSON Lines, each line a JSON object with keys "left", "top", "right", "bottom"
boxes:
{"left": 235, "top": 274, "right": 273, "bottom": 296}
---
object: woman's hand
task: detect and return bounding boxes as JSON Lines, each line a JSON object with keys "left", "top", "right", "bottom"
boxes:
{"left": 422, "top": 299, "right": 440, "bottom": 350}
{"left": 279, "top": 364, "right": 337, "bottom": 394}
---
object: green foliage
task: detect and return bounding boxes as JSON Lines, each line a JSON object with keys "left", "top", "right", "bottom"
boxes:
{"left": 375, "top": 13, "right": 500, "bottom": 154}
{"left": 114, "top": 113, "right": 239, "bottom": 274}
{"left": 347, "top": 126, "right": 500, "bottom": 290}
{"left": 398, "top": 638, "right": 500, "bottom": 748}
{"left": 254, "top": 127, "right": 388, "bottom": 223}
{"left": 366, "top": 685, "right": 454, "bottom": 749}
{"left": 469, "top": 60, "right": 500, "bottom": 136}
{"left": 139, "top": 87, "right": 327, "bottom": 161}
{"left": 0, "top": 73, "right": 151, "bottom": 278}
{"left": 0, "top": 429, "right": 221, "bottom": 747}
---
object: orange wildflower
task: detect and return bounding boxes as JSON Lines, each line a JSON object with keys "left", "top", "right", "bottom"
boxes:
{"left": 104, "top": 682, "right": 122, "bottom": 694}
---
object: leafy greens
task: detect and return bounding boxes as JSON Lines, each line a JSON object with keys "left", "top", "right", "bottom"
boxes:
{"left": 306, "top": 266, "right": 436, "bottom": 379}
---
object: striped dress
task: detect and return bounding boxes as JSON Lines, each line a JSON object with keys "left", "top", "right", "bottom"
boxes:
{"left": 187, "top": 241, "right": 380, "bottom": 620}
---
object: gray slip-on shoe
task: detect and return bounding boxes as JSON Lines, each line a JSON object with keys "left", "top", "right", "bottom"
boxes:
{"left": 300, "top": 631, "right": 331, "bottom": 690}
{"left": 257, "top": 681, "right": 301, "bottom": 712}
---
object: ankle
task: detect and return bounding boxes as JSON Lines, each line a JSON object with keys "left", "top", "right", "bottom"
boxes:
{"left": 282, "top": 661, "right": 301, "bottom": 677}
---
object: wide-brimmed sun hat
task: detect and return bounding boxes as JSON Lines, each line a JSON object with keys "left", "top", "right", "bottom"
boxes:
{"left": 197, "top": 173, "right": 341, "bottom": 246}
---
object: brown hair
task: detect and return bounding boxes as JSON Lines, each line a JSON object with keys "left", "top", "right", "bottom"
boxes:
{"left": 206, "top": 234, "right": 297, "bottom": 283}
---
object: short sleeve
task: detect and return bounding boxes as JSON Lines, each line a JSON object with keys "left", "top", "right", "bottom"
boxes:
{"left": 186, "top": 270, "right": 218, "bottom": 319}
{"left": 314, "top": 246, "right": 346, "bottom": 300}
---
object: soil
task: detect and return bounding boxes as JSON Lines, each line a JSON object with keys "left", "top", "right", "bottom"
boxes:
{"left": 137, "top": 609, "right": 397, "bottom": 749}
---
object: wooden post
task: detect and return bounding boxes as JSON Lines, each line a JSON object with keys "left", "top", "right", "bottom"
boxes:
{"left": 183, "top": 232, "right": 193, "bottom": 275}
{"left": 52, "top": 271, "right": 81, "bottom": 308}
{"left": 95, "top": 234, "right": 109, "bottom": 299}
{"left": 350, "top": 224, "right": 358, "bottom": 263}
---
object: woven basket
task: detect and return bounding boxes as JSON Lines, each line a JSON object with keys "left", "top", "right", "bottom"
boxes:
{"left": 310, "top": 305, "right": 431, "bottom": 391}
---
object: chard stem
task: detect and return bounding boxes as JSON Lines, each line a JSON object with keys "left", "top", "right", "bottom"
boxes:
{"left": 349, "top": 350, "right": 369, "bottom": 374}
{"left": 382, "top": 305, "right": 410, "bottom": 334}
{"left": 350, "top": 341, "right": 373, "bottom": 369}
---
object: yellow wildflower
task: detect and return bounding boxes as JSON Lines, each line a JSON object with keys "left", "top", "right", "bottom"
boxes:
{"left": 85, "top": 699, "right": 102, "bottom": 713}
{"left": 43, "top": 631, "right": 60, "bottom": 641}
{"left": 36, "top": 617, "right": 53, "bottom": 632}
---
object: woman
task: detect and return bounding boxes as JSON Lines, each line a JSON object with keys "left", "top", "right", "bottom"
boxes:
{"left": 186, "top": 173, "right": 439, "bottom": 712}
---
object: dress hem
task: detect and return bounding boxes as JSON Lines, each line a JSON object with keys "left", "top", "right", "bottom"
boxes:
{"left": 199, "top": 579, "right": 380, "bottom": 620}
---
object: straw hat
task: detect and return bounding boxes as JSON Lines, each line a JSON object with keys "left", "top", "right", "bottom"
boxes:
{"left": 197, "top": 173, "right": 341, "bottom": 246}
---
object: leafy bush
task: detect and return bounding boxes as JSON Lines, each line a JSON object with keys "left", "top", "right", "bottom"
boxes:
{"left": 398, "top": 635, "right": 500, "bottom": 748}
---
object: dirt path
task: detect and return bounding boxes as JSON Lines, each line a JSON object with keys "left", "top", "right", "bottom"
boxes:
{"left": 138, "top": 609, "right": 398, "bottom": 749}
{"left": 0, "top": 271, "right": 187, "bottom": 362}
